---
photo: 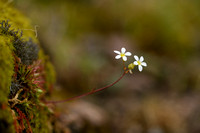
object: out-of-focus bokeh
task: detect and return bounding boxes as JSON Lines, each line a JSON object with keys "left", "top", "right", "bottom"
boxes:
{"left": 14, "top": 0, "right": 200, "bottom": 132}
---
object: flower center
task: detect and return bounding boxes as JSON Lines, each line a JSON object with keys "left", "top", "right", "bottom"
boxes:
{"left": 120, "top": 53, "right": 125, "bottom": 57}
{"left": 137, "top": 61, "right": 141, "bottom": 65}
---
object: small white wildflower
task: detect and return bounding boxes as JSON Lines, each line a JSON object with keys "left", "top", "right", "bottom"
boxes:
{"left": 114, "top": 47, "right": 132, "bottom": 61}
{"left": 133, "top": 55, "right": 147, "bottom": 72}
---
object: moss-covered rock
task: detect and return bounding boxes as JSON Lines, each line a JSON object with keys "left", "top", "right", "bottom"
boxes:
{"left": 0, "top": 35, "right": 15, "bottom": 133}
{"left": 0, "top": 1, "right": 55, "bottom": 132}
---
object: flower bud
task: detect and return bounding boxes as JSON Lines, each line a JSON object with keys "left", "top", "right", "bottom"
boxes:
{"left": 128, "top": 63, "right": 135, "bottom": 70}
{"left": 128, "top": 63, "right": 135, "bottom": 74}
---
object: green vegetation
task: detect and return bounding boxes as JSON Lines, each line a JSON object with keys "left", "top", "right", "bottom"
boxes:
{"left": 0, "top": 1, "right": 55, "bottom": 132}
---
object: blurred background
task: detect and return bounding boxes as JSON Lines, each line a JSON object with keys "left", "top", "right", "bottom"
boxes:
{"left": 13, "top": 0, "right": 200, "bottom": 132}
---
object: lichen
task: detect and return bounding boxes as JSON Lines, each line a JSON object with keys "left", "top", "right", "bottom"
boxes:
{"left": 0, "top": 20, "right": 39, "bottom": 66}
{"left": 0, "top": 1, "right": 55, "bottom": 132}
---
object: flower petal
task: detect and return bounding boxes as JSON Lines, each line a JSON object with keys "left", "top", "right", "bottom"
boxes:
{"left": 114, "top": 50, "right": 120, "bottom": 54}
{"left": 134, "top": 55, "right": 139, "bottom": 61}
{"left": 121, "top": 47, "right": 126, "bottom": 53}
{"left": 122, "top": 56, "right": 127, "bottom": 61}
{"left": 115, "top": 55, "right": 121, "bottom": 59}
{"left": 133, "top": 61, "right": 138, "bottom": 65}
{"left": 125, "top": 52, "right": 132, "bottom": 56}
{"left": 140, "top": 56, "right": 144, "bottom": 62}
{"left": 141, "top": 62, "right": 147, "bottom": 67}
{"left": 138, "top": 65, "right": 143, "bottom": 72}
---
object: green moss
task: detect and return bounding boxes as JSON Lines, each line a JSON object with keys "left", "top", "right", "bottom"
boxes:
{"left": 0, "top": 107, "right": 14, "bottom": 133}
{"left": 0, "top": 1, "right": 56, "bottom": 132}
{"left": 44, "top": 60, "right": 56, "bottom": 91}
{"left": 0, "top": 20, "right": 39, "bottom": 65}
{"left": 0, "top": 1, "right": 38, "bottom": 43}
{"left": 0, "top": 35, "right": 15, "bottom": 133}
{"left": 39, "top": 51, "right": 56, "bottom": 92}
{"left": 30, "top": 105, "right": 51, "bottom": 133}
{"left": 0, "top": 35, "right": 14, "bottom": 101}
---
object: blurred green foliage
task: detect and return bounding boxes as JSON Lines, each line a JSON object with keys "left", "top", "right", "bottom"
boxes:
{"left": 15, "top": 0, "right": 200, "bottom": 91}
{"left": 13, "top": 0, "right": 200, "bottom": 132}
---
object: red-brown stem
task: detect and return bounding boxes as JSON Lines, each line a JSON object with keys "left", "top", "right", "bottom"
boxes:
{"left": 45, "top": 71, "right": 126, "bottom": 104}
{"left": 123, "top": 61, "right": 125, "bottom": 70}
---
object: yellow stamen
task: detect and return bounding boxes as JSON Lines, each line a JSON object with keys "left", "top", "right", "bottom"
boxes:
{"left": 120, "top": 53, "right": 125, "bottom": 57}
{"left": 137, "top": 61, "right": 141, "bottom": 65}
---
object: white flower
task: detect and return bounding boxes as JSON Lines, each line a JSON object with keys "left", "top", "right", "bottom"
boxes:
{"left": 114, "top": 47, "right": 132, "bottom": 61}
{"left": 133, "top": 55, "right": 147, "bottom": 72}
